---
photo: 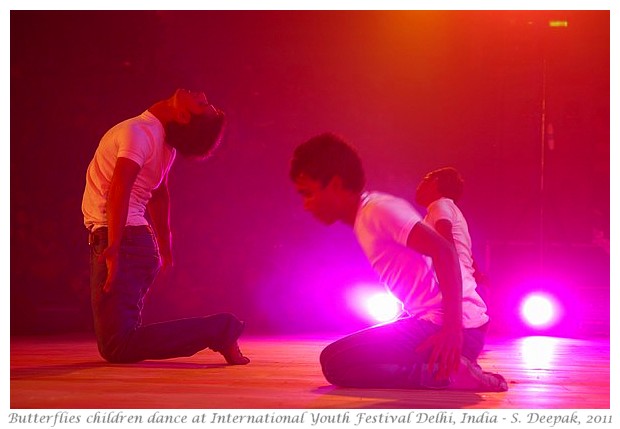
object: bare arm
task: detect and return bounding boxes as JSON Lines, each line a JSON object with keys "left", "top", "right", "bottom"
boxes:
{"left": 102, "top": 157, "right": 141, "bottom": 292}
{"left": 434, "top": 219, "right": 455, "bottom": 245}
{"left": 407, "top": 221, "right": 463, "bottom": 329}
{"left": 407, "top": 221, "right": 463, "bottom": 377}
{"left": 147, "top": 175, "right": 173, "bottom": 268}
{"left": 435, "top": 218, "right": 487, "bottom": 284}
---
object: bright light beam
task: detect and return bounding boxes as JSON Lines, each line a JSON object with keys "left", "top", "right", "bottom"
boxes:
{"left": 520, "top": 293, "right": 561, "bottom": 329}
{"left": 365, "top": 292, "right": 402, "bottom": 323}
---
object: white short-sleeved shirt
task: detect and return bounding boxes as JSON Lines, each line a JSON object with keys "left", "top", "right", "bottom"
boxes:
{"left": 82, "top": 111, "right": 176, "bottom": 230}
{"left": 423, "top": 197, "right": 489, "bottom": 327}
{"left": 354, "top": 192, "right": 488, "bottom": 328}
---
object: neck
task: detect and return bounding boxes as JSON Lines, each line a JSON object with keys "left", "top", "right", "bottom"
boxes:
{"left": 341, "top": 193, "right": 362, "bottom": 227}
{"left": 147, "top": 99, "right": 175, "bottom": 126}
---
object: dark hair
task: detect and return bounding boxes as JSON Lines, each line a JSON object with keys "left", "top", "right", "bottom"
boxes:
{"left": 427, "top": 166, "right": 464, "bottom": 202}
{"left": 289, "top": 132, "right": 365, "bottom": 193}
{"left": 165, "top": 108, "right": 226, "bottom": 158}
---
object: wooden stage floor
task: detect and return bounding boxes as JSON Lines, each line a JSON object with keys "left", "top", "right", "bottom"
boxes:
{"left": 10, "top": 333, "right": 610, "bottom": 410}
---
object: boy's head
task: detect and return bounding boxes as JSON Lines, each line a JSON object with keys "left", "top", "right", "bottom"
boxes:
{"left": 415, "top": 166, "right": 464, "bottom": 207}
{"left": 164, "top": 88, "right": 226, "bottom": 159}
{"left": 165, "top": 109, "right": 225, "bottom": 158}
{"left": 290, "top": 133, "right": 365, "bottom": 225}
{"left": 290, "top": 132, "right": 365, "bottom": 192}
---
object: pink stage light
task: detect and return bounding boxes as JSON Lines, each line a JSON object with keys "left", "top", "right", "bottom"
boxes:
{"left": 365, "top": 292, "right": 402, "bottom": 323}
{"left": 347, "top": 284, "right": 403, "bottom": 324}
{"left": 519, "top": 293, "right": 562, "bottom": 329}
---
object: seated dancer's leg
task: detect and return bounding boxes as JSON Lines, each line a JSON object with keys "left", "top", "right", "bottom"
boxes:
{"left": 321, "top": 319, "right": 507, "bottom": 391}
{"left": 119, "top": 313, "right": 250, "bottom": 364}
{"left": 448, "top": 323, "right": 508, "bottom": 392}
{"left": 90, "top": 229, "right": 249, "bottom": 365}
{"left": 320, "top": 318, "right": 443, "bottom": 389}
{"left": 97, "top": 294, "right": 250, "bottom": 364}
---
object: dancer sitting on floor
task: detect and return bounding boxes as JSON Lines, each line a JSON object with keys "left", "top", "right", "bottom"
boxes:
{"left": 82, "top": 88, "right": 249, "bottom": 365}
{"left": 289, "top": 133, "right": 506, "bottom": 391}
{"left": 415, "top": 166, "right": 489, "bottom": 306}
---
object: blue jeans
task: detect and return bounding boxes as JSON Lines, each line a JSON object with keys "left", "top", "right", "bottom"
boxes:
{"left": 320, "top": 317, "right": 487, "bottom": 389}
{"left": 89, "top": 226, "right": 244, "bottom": 363}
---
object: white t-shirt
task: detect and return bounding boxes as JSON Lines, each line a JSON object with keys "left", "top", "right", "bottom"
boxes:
{"left": 354, "top": 192, "right": 488, "bottom": 328}
{"left": 82, "top": 111, "right": 176, "bottom": 230}
{"left": 354, "top": 192, "right": 443, "bottom": 325}
{"left": 423, "top": 197, "right": 489, "bottom": 327}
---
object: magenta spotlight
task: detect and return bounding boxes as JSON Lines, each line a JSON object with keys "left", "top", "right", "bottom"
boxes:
{"left": 347, "top": 284, "right": 403, "bottom": 324}
{"left": 520, "top": 293, "right": 562, "bottom": 329}
{"left": 365, "top": 292, "right": 402, "bottom": 323}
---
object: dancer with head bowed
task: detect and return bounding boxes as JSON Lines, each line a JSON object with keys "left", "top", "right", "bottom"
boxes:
{"left": 289, "top": 133, "right": 506, "bottom": 391}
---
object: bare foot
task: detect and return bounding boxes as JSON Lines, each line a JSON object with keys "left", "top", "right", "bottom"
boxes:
{"left": 220, "top": 341, "right": 250, "bottom": 365}
{"left": 448, "top": 357, "right": 508, "bottom": 392}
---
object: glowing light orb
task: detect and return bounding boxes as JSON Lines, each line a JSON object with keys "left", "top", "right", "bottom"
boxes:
{"left": 520, "top": 293, "right": 561, "bottom": 329}
{"left": 365, "top": 292, "right": 402, "bottom": 323}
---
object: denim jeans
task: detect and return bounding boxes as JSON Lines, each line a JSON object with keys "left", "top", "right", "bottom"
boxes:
{"left": 320, "top": 317, "right": 487, "bottom": 389}
{"left": 89, "top": 226, "right": 243, "bottom": 363}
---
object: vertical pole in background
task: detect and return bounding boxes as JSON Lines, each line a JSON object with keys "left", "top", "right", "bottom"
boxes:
{"left": 539, "top": 57, "right": 547, "bottom": 278}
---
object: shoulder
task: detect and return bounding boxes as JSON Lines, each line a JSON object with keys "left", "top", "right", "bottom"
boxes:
{"left": 429, "top": 197, "right": 456, "bottom": 209}
{"left": 110, "top": 114, "right": 163, "bottom": 165}
{"left": 428, "top": 197, "right": 459, "bottom": 217}
{"left": 114, "top": 115, "right": 162, "bottom": 147}
{"left": 362, "top": 192, "right": 408, "bottom": 215}
{"left": 359, "top": 192, "right": 422, "bottom": 231}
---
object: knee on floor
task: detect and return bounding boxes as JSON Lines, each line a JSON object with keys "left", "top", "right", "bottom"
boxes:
{"left": 98, "top": 340, "right": 140, "bottom": 364}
